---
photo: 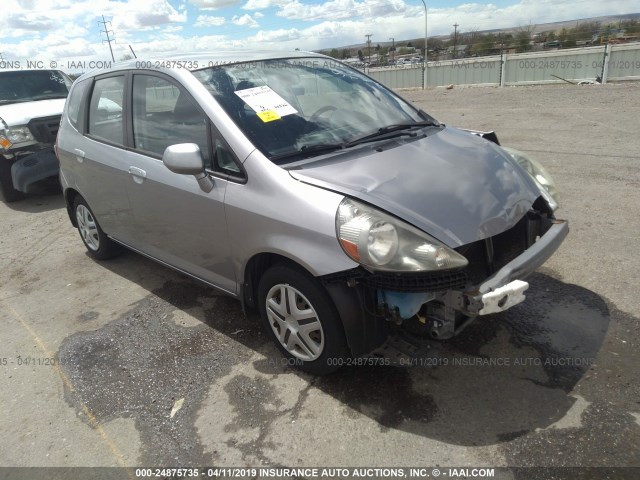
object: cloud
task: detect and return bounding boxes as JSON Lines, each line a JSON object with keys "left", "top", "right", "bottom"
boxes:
{"left": 1, "top": 0, "right": 637, "bottom": 70}
{"left": 250, "top": 28, "right": 302, "bottom": 43}
{"left": 232, "top": 13, "right": 260, "bottom": 28}
{"left": 194, "top": 15, "right": 227, "bottom": 27}
{"left": 242, "top": 0, "right": 288, "bottom": 10}
{"left": 188, "top": 0, "right": 240, "bottom": 10}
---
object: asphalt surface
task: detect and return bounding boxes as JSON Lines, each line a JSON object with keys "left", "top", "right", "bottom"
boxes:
{"left": 1, "top": 82, "right": 639, "bottom": 478}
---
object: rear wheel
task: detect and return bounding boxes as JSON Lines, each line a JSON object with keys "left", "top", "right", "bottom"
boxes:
{"left": 0, "top": 157, "right": 25, "bottom": 202}
{"left": 73, "top": 196, "right": 122, "bottom": 260}
{"left": 258, "top": 264, "right": 349, "bottom": 375}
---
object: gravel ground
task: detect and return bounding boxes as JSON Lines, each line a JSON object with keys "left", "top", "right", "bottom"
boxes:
{"left": 0, "top": 81, "right": 639, "bottom": 479}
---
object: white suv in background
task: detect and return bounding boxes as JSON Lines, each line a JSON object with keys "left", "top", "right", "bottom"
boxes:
{"left": 0, "top": 69, "right": 72, "bottom": 202}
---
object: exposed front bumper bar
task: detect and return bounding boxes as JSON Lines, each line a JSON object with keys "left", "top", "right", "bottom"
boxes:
{"left": 467, "top": 219, "right": 569, "bottom": 314}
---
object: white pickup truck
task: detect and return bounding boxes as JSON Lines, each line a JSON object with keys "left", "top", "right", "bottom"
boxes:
{"left": 0, "top": 69, "right": 72, "bottom": 202}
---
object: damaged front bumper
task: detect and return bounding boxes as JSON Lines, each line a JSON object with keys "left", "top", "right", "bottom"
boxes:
{"left": 6, "top": 147, "right": 59, "bottom": 193}
{"left": 368, "top": 216, "right": 567, "bottom": 339}
{"left": 467, "top": 220, "right": 569, "bottom": 315}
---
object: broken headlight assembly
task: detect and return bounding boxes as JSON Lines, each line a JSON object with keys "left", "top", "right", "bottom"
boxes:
{"left": 336, "top": 198, "right": 468, "bottom": 272}
{"left": 503, "top": 147, "right": 559, "bottom": 211}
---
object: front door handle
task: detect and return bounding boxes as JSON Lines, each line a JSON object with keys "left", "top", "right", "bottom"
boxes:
{"left": 74, "top": 148, "right": 85, "bottom": 163}
{"left": 128, "top": 166, "right": 147, "bottom": 184}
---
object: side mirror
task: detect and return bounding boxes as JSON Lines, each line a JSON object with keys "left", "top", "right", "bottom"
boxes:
{"left": 162, "top": 143, "right": 214, "bottom": 193}
{"left": 163, "top": 143, "right": 205, "bottom": 175}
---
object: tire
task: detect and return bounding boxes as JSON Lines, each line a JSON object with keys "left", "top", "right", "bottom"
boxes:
{"left": 73, "top": 196, "right": 122, "bottom": 260}
{"left": 0, "top": 157, "right": 25, "bottom": 202}
{"left": 258, "top": 264, "right": 349, "bottom": 375}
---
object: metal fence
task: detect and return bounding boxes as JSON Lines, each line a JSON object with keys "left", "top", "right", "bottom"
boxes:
{"left": 365, "top": 42, "right": 640, "bottom": 88}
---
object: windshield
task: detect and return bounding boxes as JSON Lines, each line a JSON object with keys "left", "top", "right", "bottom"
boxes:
{"left": 193, "top": 58, "right": 427, "bottom": 161}
{"left": 0, "top": 70, "right": 72, "bottom": 105}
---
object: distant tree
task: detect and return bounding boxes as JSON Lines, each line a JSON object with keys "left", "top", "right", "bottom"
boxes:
{"left": 621, "top": 19, "right": 640, "bottom": 34}
{"left": 341, "top": 49, "right": 350, "bottom": 59}
{"left": 357, "top": 49, "right": 364, "bottom": 61}
{"left": 120, "top": 54, "right": 133, "bottom": 61}
{"left": 515, "top": 28, "right": 533, "bottom": 52}
{"left": 471, "top": 33, "right": 496, "bottom": 56}
{"left": 556, "top": 27, "right": 576, "bottom": 48}
{"left": 328, "top": 48, "right": 340, "bottom": 59}
{"left": 427, "top": 37, "right": 443, "bottom": 51}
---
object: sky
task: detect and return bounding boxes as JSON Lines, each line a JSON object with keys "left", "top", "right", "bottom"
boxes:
{"left": 0, "top": 0, "right": 637, "bottom": 70}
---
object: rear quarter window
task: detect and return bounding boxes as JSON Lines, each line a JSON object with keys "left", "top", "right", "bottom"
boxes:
{"left": 88, "top": 76, "right": 125, "bottom": 146}
{"left": 66, "top": 78, "right": 90, "bottom": 131}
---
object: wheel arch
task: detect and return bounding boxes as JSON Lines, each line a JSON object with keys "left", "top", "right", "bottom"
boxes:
{"left": 64, "top": 188, "right": 81, "bottom": 227}
{"left": 241, "top": 252, "right": 388, "bottom": 357}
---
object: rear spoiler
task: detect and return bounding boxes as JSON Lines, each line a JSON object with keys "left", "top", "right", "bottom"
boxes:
{"left": 461, "top": 129, "right": 500, "bottom": 146}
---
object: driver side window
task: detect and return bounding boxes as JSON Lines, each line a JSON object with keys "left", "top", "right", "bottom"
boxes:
{"left": 132, "top": 74, "right": 210, "bottom": 162}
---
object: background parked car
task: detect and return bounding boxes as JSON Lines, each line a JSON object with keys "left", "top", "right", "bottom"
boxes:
{"left": 0, "top": 69, "right": 72, "bottom": 202}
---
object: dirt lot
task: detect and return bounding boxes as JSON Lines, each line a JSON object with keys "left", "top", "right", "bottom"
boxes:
{"left": 1, "top": 82, "right": 639, "bottom": 477}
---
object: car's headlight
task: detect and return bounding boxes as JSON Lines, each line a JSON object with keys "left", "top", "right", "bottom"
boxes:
{"left": 0, "top": 124, "right": 36, "bottom": 151}
{"left": 336, "top": 198, "right": 468, "bottom": 272}
{"left": 503, "top": 147, "right": 559, "bottom": 211}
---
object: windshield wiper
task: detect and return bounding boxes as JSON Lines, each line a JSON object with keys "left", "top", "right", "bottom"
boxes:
{"left": 344, "top": 120, "right": 439, "bottom": 147}
{"left": 270, "top": 120, "right": 439, "bottom": 163}
{"left": 270, "top": 143, "right": 345, "bottom": 163}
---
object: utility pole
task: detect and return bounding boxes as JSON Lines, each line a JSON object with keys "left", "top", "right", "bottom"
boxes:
{"left": 389, "top": 37, "right": 395, "bottom": 63}
{"left": 420, "top": 0, "right": 427, "bottom": 89}
{"left": 453, "top": 23, "right": 459, "bottom": 59}
{"left": 365, "top": 34, "right": 373, "bottom": 66}
{"left": 99, "top": 15, "right": 116, "bottom": 62}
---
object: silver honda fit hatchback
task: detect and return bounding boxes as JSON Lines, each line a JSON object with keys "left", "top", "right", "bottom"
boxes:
{"left": 57, "top": 51, "right": 568, "bottom": 374}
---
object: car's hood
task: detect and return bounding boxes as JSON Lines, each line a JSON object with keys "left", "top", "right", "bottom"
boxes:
{"left": 289, "top": 127, "right": 541, "bottom": 247}
{"left": 0, "top": 98, "right": 66, "bottom": 127}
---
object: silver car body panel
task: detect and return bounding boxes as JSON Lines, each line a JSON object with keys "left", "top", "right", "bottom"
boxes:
{"left": 225, "top": 150, "right": 357, "bottom": 290}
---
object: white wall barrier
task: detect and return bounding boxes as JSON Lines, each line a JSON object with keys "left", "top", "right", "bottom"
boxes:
{"left": 365, "top": 42, "right": 640, "bottom": 88}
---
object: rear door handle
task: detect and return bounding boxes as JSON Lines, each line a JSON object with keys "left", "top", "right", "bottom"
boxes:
{"left": 128, "top": 166, "right": 147, "bottom": 184}
{"left": 74, "top": 148, "right": 85, "bottom": 163}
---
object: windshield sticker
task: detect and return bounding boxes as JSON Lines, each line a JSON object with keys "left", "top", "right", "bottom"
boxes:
{"left": 256, "top": 110, "right": 281, "bottom": 123}
{"left": 234, "top": 85, "right": 297, "bottom": 122}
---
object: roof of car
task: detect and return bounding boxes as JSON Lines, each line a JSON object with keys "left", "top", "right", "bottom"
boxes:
{"left": 76, "top": 50, "right": 333, "bottom": 81}
{"left": 114, "top": 50, "right": 329, "bottom": 70}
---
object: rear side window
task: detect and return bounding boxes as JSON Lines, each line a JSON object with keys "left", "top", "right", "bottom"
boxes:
{"left": 66, "top": 78, "right": 90, "bottom": 131}
{"left": 88, "top": 76, "right": 125, "bottom": 146}
{"left": 132, "top": 74, "right": 209, "bottom": 161}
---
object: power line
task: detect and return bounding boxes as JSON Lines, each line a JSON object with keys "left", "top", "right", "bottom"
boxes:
{"left": 99, "top": 15, "right": 116, "bottom": 62}
{"left": 453, "top": 23, "right": 459, "bottom": 58}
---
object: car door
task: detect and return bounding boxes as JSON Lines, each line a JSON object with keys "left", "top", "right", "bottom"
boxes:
{"left": 76, "top": 74, "right": 135, "bottom": 242}
{"left": 123, "top": 72, "right": 236, "bottom": 293}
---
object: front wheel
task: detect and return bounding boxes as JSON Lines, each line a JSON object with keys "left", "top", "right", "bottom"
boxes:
{"left": 73, "top": 196, "right": 122, "bottom": 260}
{"left": 258, "top": 264, "right": 349, "bottom": 375}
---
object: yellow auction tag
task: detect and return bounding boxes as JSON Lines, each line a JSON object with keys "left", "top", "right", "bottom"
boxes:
{"left": 257, "top": 110, "right": 281, "bottom": 122}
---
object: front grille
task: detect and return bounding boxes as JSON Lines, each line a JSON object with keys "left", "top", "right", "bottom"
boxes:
{"left": 320, "top": 267, "right": 467, "bottom": 292}
{"left": 27, "top": 115, "right": 61, "bottom": 144}
{"left": 363, "top": 269, "right": 468, "bottom": 292}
